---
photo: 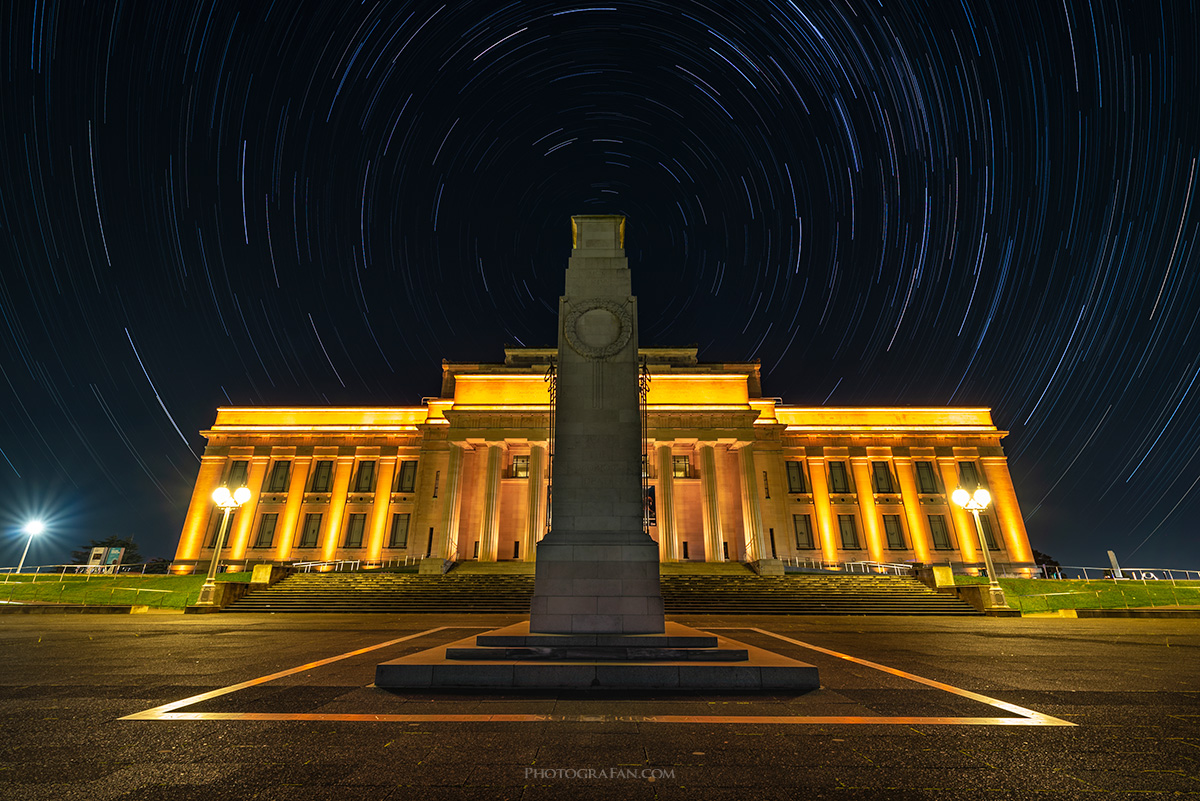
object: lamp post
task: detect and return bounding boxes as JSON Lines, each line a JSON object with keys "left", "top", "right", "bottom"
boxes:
{"left": 195, "top": 485, "right": 251, "bottom": 607}
{"left": 951, "top": 486, "right": 1006, "bottom": 606}
{"left": 14, "top": 520, "right": 45, "bottom": 577}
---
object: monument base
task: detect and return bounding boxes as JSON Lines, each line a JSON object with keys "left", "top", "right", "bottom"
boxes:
{"left": 529, "top": 530, "right": 664, "bottom": 634}
{"left": 374, "top": 621, "right": 820, "bottom": 690}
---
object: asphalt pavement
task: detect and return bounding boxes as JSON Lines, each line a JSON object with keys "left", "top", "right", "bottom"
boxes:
{"left": 1, "top": 612, "right": 1197, "bottom": 799}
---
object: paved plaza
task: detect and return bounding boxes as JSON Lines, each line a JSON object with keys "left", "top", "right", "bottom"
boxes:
{"left": 1, "top": 612, "right": 1198, "bottom": 799}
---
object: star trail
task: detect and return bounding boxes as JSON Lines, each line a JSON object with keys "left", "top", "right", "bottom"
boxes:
{"left": 1, "top": 1, "right": 1198, "bottom": 567}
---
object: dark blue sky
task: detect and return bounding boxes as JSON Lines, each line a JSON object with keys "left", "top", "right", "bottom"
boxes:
{"left": 2, "top": 1, "right": 1198, "bottom": 569}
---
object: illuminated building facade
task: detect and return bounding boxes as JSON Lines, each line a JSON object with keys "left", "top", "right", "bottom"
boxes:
{"left": 172, "top": 347, "right": 1034, "bottom": 574}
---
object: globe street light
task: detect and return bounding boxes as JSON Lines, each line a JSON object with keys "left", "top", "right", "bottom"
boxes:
{"left": 16, "top": 520, "right": 45, "bottom": 574}
{"left": 195, "top": 485, "right": 251, "bottom": 607}
{"left": 951, "top": 487, "right": 1004, "bottom": 599}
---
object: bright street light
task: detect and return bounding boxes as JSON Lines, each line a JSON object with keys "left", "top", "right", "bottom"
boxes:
{"left": 194, "top": 484, "right": 251, "bottom": 607}
{"left": 951, "top": 486, "right": 1003, "bottom": 593}
{"left": 16, "top": 520, "right": 45, "bottom": 574}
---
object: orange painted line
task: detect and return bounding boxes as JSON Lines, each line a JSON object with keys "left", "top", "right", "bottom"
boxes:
{"left": 123, "top": 625, "right": 1073, "bottom": 727}
{"left": 120, "top": 626, "right": 462, "bottom": 721}
{"left": 138, "top": 712, "right": 1058, "bottom": 725}
{"left": 715, "top": 627, "right": 1074, "bottom": 727}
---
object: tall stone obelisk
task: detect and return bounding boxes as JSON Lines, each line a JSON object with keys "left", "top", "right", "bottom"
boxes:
{"left": 528, "top": 215, "right": 665, "bottom": 635}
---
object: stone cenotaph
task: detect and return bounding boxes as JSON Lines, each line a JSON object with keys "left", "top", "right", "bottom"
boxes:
{"left": 375, "top": 215, "right": 818, "bottom": 690}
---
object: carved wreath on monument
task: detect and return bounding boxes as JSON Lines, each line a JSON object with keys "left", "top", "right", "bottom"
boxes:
{"left": 563, "top": 298, "right": 633, "bottom": 359}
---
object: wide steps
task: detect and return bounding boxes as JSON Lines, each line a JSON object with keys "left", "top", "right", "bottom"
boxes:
{"left": 226, "top": 571, "right": 979, "bottom": 615}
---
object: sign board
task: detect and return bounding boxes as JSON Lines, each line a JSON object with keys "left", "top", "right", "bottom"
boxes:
{"left": 644, "top": 485, "right": 657, "bottom": 528}
{"left": 87, "top": 547, "right": 107, "bottom": 567}
{"left": 104, "top": 547, "right": 125, "bottom": 567}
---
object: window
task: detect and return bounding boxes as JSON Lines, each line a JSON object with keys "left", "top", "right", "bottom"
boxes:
{"left": 682, "top": 541, "right": 689, "bottom": 559}
{"left": 828, "top": 461, "right": 851, "bottom": 493}
{"left": 513, "top": 541, "right": 521, "bottom": 559}
{"left": 882, "top": 514, "right": 906, "bottom": 549}
{"left": 389, "top": 513, "right": 410, "bottom": 548}
{"left": 206, "top": 514, "right": 224, "bottom": 548}
{"left": 838, "top": 514, "right": 861, "bottom": 549}
{"left": 672, "top": 455, "right": 690, "bottom": 478}
{"left": 980, "top": 515, "right": 999, "bottom": 550}
{"left": 928, "top": 514, "right": 953, "bottom": 549}
{"left": 786, "top": 461, "right": 807, "bottom": 493}
{"left": 266, "top": 460, "right": 290, "bottom": 492}
{"left": 959, "top": 461, "right": 981, "bottom": 489}
{"left": 915, "top": 461, "right": 940, "bottom": 494}
{"left": 513, "top": 455, "right": 530, "bottom": 478}
{"left": 433, "top": 470, "right": 440, "bottom": 497}
{"left": 872, "top": 462, "right": 894, "bottom": 493}
{"left": 227, "top": 460, "right": 249, "bottom": 487}
{"left": 298, "top": 513, "right": 322, "bottom": 548}
{"left": 254, "top": 514, "right": 278, "bottom": 548}
{"left": 354, "top": 461, "right": 376, "bottom": 493}
{"left": 310, "top": 460, "right": 333, "bottom": 492}
{"left": 344, "top": 513, "right": 366, "bottom": 548}
{"left": 762, "top": 470, "right": 770, "bottom": 499}
{"left": 792, "top": 514, "right": 815, "bottom": 549}
{"left": 396, "top": 460, "right": 417, "bottom": 493}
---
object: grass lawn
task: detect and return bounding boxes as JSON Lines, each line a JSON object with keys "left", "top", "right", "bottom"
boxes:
{"left": 955, "top": 575, "right": 1200, "bottom": 612}
{"left": 0, "top": 572, "right": 253, "bottom": 609}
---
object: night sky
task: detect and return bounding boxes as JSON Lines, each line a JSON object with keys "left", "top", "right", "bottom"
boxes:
{"left": 2, "top": 1, "right": 1198, "bottom": 569}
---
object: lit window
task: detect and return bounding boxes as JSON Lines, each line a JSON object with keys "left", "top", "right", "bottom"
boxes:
{"left": 396, "top": 460, "right": 417, "bottom": 493}
{"left": 227, "top": 460, "right": 249, "bottom": 487}
{"left": 672, "top": 455, "right": 690, "bottom": 478}
{"left": 928, "top": 515, "right": 953, "bottom": 549}
{"left": 344, "top": 514, "right": 366, "bottom": 548}
{"left": 513, "top": 455, "right": 530, "bottom": 478}
{"left": 980, "top": 515, "right": 1000, "bottom": 550}
{"left": 310, "top": 461, "right": 334, "bottom": 492}
{"left": 786, "top": 461, "right": 807, "bottom": 493}
{"left": 254, "top": 514, "right": 278, "bottom": 548}
{"left": 792, "top": 514, "right": 815, "bottom": 550}
{"left": 882, "top": 514, "right": 905, "bottom": 549}
{"left": 838, "top": 514, "right": 860, "bottom": 549}
{"left": 959, "top": 461, "right": 981, "bottom": 489}
{"left": 915, "top": 461, "right": 939, "bottom": 494}
{"left": 389, "top": 513, "right": 410, "bottom": 548}
{"left": 828, "top": 461, "right": 851, "bottom": 493}
{"left": 354, "top": 461, "right": 376, "bottom": 492}
{"left": 298, "top": 513, "right": 322, "bottom": 548}
{"left": 266, "top": 461, "right": 290, "bottom": 492}
{"left": 872, "top": 462, "right": 894, "bottom": 493}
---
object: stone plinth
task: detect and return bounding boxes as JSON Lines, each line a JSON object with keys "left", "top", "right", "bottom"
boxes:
{"left": 375, "top": 622, "right": 819, "bottom": 690}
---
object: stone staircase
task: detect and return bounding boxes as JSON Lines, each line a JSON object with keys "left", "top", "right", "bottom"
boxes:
{"left": 226, "top": 567, "right": 979, "bottom": 615}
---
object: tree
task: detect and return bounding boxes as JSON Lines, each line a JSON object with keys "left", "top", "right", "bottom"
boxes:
{"left": 71, "top": 536, "right": 144, "bottom": 566}
{"left": 1031, "top": 549, "right": 1060, "bottom": 568}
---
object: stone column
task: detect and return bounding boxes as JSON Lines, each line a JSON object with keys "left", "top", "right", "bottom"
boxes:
{"left": 656, "top": 444, "right": 678, "bottom": 562}
{"left": 806, "top": 453, "right": 838, "bottom": 563}
{"left": 174, "top": 454, "right": 227, "bottom": 563}
{"left": 367, "top": 456, "right": 398, "bottom": 561}
{"left": 699, "top": 444, "right": 724, "bottom": 562}
{"left": 523, "top": 444, "right": 546, "bottom": 561}
{"left": 276, "top": 456, "right": 311, "bottom": 562}
{"left": 422, "top": 444, "right": 463, "bottom": 573}
{"left": 320, "top": 454, "right": 355, "bottom": 562}
{"left": 737, "top": 444, "right": 781, "bottom": 573}
{"left": 980, "top": 456, "right": 1034, "bottom": 563}
{"left": 849, "top": 457, "right": 884, "bottom": 563}
{"left": 937, "top": 456, "right": 978, "bottom": 563}
{"left": 892, "top": 457, "right": 931, "bottom": 563}
{"left": 229, "top": 455, "right": 271, "bottom": 561}
{"left": 479, "top": 443, "right": 504, "bottom": 561}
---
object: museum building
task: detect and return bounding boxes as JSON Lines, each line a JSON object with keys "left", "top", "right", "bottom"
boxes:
{"left": 172, "top": 346, "right": 1035, "bottom": 575}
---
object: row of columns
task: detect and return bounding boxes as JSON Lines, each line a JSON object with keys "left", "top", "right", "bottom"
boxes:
{"left": 179, "top": 442, "right": 1029, "bottom": 569}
